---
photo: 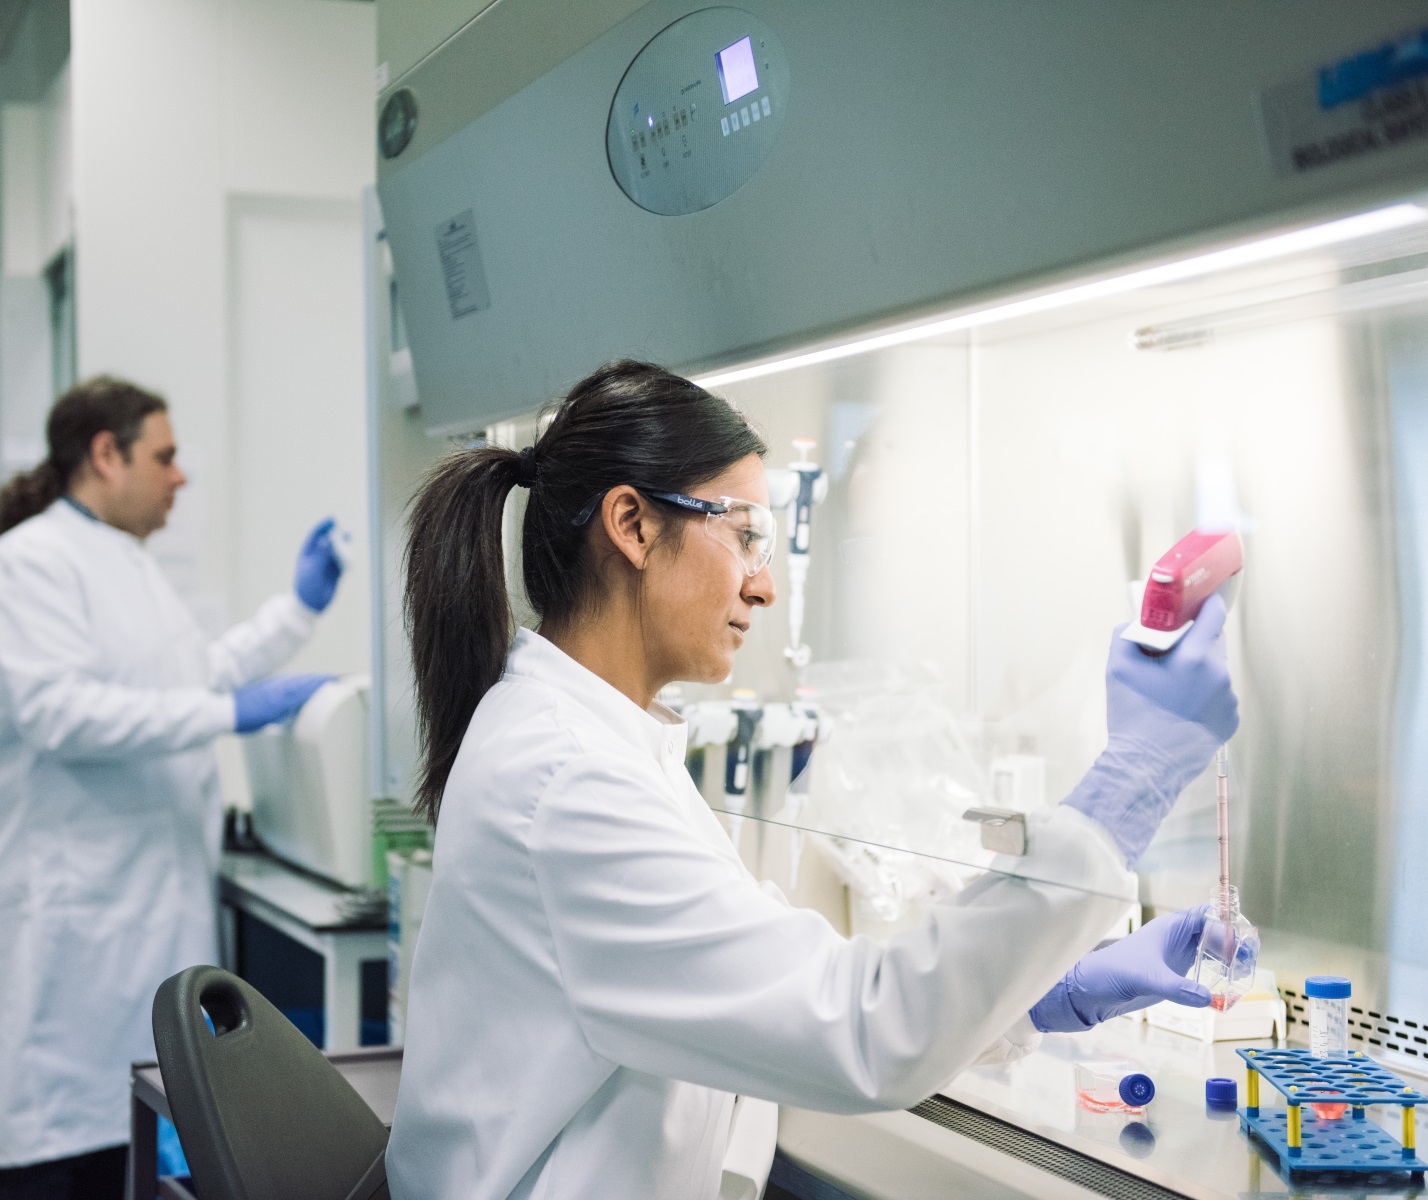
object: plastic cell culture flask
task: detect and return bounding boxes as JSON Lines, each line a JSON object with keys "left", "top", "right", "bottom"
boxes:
{"left": 1075, "top": 1061, "right": 1156, "bottom": 1114}
{"left": 1193, "top": 884, "right": 1260, "bottom": 1011}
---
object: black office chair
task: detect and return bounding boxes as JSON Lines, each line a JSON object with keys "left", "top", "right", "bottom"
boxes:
{"left": 151, "top": 965, "right": 390, "bottom": 1200}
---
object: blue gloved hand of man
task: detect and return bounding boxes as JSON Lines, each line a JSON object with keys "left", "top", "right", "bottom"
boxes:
{"left": 234, "top": 674, "right": 335, "bottom": 734}
{"left": 1063, "top": 593, "right": 1239, "bottom": 864}
{"left": 1030, "top": 905, "right": 1211, "bottom": 1032}
{"left": 294, "top": 517, "right": 345, "bottom": 613}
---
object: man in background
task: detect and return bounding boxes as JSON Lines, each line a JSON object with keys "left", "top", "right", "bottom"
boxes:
{"left": 0, "top": 376, "right": 347, "bottom": 1198}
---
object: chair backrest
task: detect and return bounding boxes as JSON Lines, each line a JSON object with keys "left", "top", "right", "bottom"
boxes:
{"left": 152, "top": 965, "right": 389, "bottom": 1200}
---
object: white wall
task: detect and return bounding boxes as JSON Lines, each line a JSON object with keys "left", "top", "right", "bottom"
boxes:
{"left": 69, "top": 0, "right": 376, "bottom": 657}
{"left": 228, "top": 195, "right": 368, "bottom": 674}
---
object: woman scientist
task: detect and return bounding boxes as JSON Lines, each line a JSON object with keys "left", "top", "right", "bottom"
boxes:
{"left": 386, "top": 361, "right": 1236, "bottom": 1200}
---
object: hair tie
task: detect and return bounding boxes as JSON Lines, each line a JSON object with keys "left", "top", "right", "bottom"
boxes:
{"left": 516, "top": 446, "right": 539, "bottom": 489}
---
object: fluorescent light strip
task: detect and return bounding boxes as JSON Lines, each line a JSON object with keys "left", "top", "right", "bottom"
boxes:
{"left": 695, "top": 203, "right": 1428, "bottom": 389}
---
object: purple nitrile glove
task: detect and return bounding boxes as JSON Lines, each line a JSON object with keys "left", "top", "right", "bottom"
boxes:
{"left": 234, "top": 674, "right": 335, "bottom": 734}
{"left": 294, "top": 517, "right": 345, "bottom": 613}
{"left": 1030, "top": 905, "right": 1212, "bottom": 1033}
{"left": 1063, "top": 594, "right": 1239, "bottom": 865}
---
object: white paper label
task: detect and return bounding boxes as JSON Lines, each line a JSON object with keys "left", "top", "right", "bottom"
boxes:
{"left": 434, "top": 210, "right": 491, "bottom": 320}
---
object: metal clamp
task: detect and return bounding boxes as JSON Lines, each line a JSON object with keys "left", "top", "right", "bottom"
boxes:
{"left": 962, "top": 806, "right": 1027, "bottom": 855}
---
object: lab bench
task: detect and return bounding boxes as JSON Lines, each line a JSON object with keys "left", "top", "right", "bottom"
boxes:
{"left": 218, "top": 850, "right": 389, "bottom": 1053}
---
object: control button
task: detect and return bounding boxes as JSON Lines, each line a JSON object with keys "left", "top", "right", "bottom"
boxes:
{"left": 740, "top": 105, "right": 750, "bottom": 125}
{"left": 730, "top": 111, "right": 739, "bottom": 130}
{"left": 721, "top": 116, "right": 730, "bottom": 136}
{"left": 761, "top": 96, "right": 771, "bottom": 117}
{"left": 749, "top": 102, "right": 760, "bottom": 122}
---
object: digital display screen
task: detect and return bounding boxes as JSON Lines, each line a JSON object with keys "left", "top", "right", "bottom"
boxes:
{"left": 716, "top": 36, "right": 759, "bottom": 105}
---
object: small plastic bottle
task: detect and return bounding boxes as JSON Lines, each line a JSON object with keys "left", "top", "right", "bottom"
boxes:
{"left": 1306, "top": 975, "right": 1352, "bottom": 1059}
{"left": 1193, "top": 885, "right": 1260, "bottom": 1011}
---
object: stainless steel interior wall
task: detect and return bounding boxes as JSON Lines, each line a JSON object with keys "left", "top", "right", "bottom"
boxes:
{"left": 705, "top": 226, "right": 1428, "bottom": 1037}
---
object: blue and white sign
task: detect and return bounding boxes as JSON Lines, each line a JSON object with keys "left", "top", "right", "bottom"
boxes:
{"left": 1259, "top": 26, "right": 1428, "bottom": 175}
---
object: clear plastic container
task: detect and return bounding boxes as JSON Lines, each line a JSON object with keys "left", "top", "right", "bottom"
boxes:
{"left": 1306, "top": 975, "right": 1351, "bottom": 1059}
{"left": 1193, "top": 884, "right": 1260, "bottom": 1011}
{"left": 1075, "top": 1061, "right": 1155, "bottom": 1114}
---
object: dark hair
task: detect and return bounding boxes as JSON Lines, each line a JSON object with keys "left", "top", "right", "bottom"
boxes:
{"left": 404, "top": 359, "right": 767, "bottom": 822}
{"left": 0, "top": 376, "right": 168, "bottom": 535}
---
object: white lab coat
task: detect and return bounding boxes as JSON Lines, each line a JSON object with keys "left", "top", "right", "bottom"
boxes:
{"left": 386, "top": 629, "right": 1136, "bottom": 1200}
{"left": 0, "top": 499, "right": 316, "bottom": 1166}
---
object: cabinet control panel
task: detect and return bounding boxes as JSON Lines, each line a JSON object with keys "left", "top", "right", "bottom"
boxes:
{"left": 606, "top": 7, "right": 788, "bottom": 215}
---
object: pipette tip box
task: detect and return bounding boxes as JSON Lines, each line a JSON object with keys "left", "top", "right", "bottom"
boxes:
{"left": 1237, "top": 1048, "right": 1426, "bottom": 1178}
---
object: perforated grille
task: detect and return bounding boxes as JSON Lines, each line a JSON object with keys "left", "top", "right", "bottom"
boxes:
{"left": 911, "top": 1095, "right": 1193, "bottom": 1200}
{"left": 1281, "top": 987, "right": 1428, "bottom": 1061}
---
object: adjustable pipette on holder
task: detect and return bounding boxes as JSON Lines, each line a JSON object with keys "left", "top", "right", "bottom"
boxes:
{"left": 781, "top": 439, "right": 827, "bottom": 669}
{"left": 723, "top": 692, "right": 763, "bottom": 854}
{"left": 756, "top": 691, "right": 821, "bottom": 890}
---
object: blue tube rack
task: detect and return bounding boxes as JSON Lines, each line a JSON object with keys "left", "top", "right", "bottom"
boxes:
{"left": 1237, "top": 1048, "right": 1426, "bottom": 1178}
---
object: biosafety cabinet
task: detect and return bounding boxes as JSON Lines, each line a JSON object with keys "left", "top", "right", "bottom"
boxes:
{"left": 375, "top": 1, "right": 1428, "bottom": 432}
{"left": 370, "top": 4, "right": 1428, "bottom": 1197}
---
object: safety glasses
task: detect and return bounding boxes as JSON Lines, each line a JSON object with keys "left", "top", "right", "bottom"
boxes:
{"left": 571, "top": 487, "right": 777, "bottom": 577}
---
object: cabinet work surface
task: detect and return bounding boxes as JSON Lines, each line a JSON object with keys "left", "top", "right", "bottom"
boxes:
{"left": 779, "top": 1022, "right": 1428, "bottom": 1199}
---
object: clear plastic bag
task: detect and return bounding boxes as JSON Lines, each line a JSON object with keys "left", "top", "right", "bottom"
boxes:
{"left": 795, "top": 662, "right": 989, "bottom": 923}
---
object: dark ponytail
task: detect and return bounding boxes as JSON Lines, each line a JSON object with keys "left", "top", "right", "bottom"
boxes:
{"left": 0, "top": 376, "right": 168, "bottom": 535}
{"left": 404, "top": 447, "right": 524, "bottom": 822}
{"left": 404, "top": 359, "right": 767, "bottom": 822}
{"left": 0, "top": 461, "right": 65, "bottom": 535}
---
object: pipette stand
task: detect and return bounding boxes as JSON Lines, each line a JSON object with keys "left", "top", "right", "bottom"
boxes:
{"left": 1237, "top": 1048, "right": 1425, "bottom": 1179}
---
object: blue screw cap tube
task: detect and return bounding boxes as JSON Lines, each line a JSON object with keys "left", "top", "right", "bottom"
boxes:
{"left": 1306, "top": 975, "right": 1352, "bottom": 1058}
